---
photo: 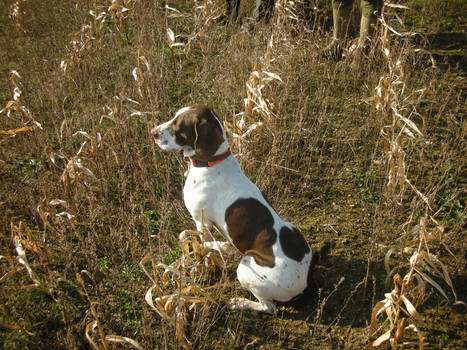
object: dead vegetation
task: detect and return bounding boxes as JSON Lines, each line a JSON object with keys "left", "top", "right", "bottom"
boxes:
{"left": 0, "top": 0, "right": 465, "bottom": 349}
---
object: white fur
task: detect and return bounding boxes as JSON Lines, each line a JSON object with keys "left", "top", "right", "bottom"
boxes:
{"left": 150, "top": 114, "right": 182, "bottom": 152}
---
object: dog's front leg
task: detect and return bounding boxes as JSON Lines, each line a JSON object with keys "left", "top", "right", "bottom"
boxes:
{"left": 203, "top": 241, "right": 233, "bottom": 254}
{"left": 178, "top": 218, "right": 204, "bottom": 241}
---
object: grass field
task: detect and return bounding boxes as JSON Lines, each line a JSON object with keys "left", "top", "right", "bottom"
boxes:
{"left": 0, "top": 0, "right": 465, "bottom": 349}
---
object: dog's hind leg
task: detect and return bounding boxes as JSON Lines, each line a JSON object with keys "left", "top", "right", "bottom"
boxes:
{"left": 228, "top": 256, "right": 278, "bottom": 314}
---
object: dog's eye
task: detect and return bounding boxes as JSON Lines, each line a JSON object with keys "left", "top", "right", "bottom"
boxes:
{"left": 175, "top": 130, "right": 188, "bottom": 145}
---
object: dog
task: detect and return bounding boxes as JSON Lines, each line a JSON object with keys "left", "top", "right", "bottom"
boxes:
{"left": 151, "top": 105, "right": 313, "bottom": 314}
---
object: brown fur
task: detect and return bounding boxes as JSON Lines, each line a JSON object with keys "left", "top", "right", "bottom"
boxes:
{"left": 171, "top": 105, "right": 224, "bottom": 161}
{"left": 225, "top": 198, "right": 277, "bottom": 267}
{"left": 279, "top": 226, "right": 310, "bottom": 262}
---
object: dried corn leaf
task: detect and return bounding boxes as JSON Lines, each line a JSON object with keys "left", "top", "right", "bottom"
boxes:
{"left": 0, "top": 125, "right": 37, "bottom": 135}
{"left": 262, "top": 71, "right": 283, "bottom": 83}
{"left": 414, "top": 269, "right": 449, "bottom": 301}
{"left": 85, "top": 320, "right": 100, "bottom": 350}
{"left": 373, "top": 329, "right": 392, "bottom": 347}
{"left": 395, "top": 317, "right": 406, "bottom": 343}
{"left": 0, "top": 100, "right": 16, "bottom": 114}
{"left": 144, "top": 284, "right": 170, "bottom": 321}
{"left": 49, "top": 199, "right": 68, "bottom": 206}
{"left": 401, "top": 295, "right": 422, "bottom": 321}
{"left": 105, "top": 335, "right": 144, "bottom": 350}
{"left": 14, "top": 236, "right": 40, "bottom": 284}
{"left": 425, "top": 253, "right": 457, "bottom": 301}
{"left": 139, "top": 55, "right": 150, "bottom": 71}
{"left": 369, "top": 300, "right": 389, "bottom": 336}
{"left": 72, "top": 158, "right": 96, "bottom": 178}
{"left": 386, "top": 2, "right": 410, "bottom": 9}
{"left": 165, "top": 5, "right": 182, "bottom": 14}
{"left": 385, "top": 301, "right": 395, "bottom": 327}
{"left": 384, "top": 249, "right": 395, "bottom": 275}
{"left": 167, "top": 28, "right": 175, "bottom": 43}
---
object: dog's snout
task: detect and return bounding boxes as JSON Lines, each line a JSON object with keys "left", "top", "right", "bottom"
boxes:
{"left": 150, "top": 127, "right": 160, "bottom": 139}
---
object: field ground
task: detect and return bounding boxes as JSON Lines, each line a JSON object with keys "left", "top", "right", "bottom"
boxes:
{"left": 0, "top": 0, "right": 466, "bottom": 349}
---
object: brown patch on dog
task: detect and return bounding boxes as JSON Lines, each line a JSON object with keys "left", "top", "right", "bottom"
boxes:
{"left": 225, "top": 198, "right": 276, "bottom": 267}
{"left": 279, "top": 226, "right": 310, "bottom": 262}
{"left": 171, "top": 105, "right": 224, "bottom": 161}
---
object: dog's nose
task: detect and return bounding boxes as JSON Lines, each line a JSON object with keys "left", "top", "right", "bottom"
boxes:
{"left": 150, "top": 128, "right": 159, "bottom": 139}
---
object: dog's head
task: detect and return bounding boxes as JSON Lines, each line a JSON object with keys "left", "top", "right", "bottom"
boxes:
{"left": 151, "top": 105, "right": 225, "bottom": 161}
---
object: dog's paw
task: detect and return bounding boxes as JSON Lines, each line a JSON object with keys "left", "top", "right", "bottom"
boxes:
{"left": 227, "top": 297, "right": 248, "bottom": 310}
{"left": 179, "top": 230, "right": 188, "bottom": 241}
{"left": 227, "top": 297, "right": 277, "bottom": 314}
{"left": 179, "top": 229, "right": 203, "bottom": 241}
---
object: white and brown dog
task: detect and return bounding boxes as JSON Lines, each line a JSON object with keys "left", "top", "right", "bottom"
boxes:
{"left": 151, "top": 105, "right": 313, "bottom": 314}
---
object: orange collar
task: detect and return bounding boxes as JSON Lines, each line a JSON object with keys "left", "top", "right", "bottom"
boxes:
{"left": 188, "top": 148, "right": 231, "bottom": 167}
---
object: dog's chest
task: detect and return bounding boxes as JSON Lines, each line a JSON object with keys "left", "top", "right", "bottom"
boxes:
{"left": 182, "top": 160, "right": 245, "bottom": 224}
{"left": 183, "top": 168, "right": 225, "bottom": 219}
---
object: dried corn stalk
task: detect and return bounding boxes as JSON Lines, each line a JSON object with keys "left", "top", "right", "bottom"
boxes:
{"left": 132, "top": 47, "right": 151, "bottom": 98}
{"left": 9, "top": 0, "right": 26, "bottom": 32}
{"left": 368, "top": 5, "right": 464, "bottom": 348}
{"left": 177, "top": 229, "right": 227, "bottom": 276}
{"left": 59, "top": 130, "right": 100, "bottom": 195}
{"left": 371, "top": 216, "right": 465, "bottom": 348}
{"left": 61, "top": 0, "right": 137, "bottom": 73}
{"left": 141, "top": 227, "right": 227, "bottom": 349}
{"left": 141, "top": 258, "right": 218, "bottom": 350}
{"left": 60, "top": 155, "right": 96, "bottom": 195}
{"left": 36, "top": 196, "right": 77, "bottom": 237}
{"left": 233, "top": 36, "right": 283, "bottom": 154}
{"left": 370, "top": 273, "right": 424, "bottom": 349}
{"left": 0, "top": 71, "right": 42, "bottom": 143}
{"left": 8, "top": 221, "right": 51, "bottom": 293}
{"left": 77, "top": 272, "right": 143, "bottom": 350}
{"left": 370, "top": 5, "right": 424, "bottom": 200}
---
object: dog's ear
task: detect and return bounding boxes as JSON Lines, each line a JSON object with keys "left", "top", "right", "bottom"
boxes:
{"left": 193, "top": 118, "right": 224, "bottom": 161}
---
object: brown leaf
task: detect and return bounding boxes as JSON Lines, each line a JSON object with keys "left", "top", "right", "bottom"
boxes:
{"left": 393, "top": 274, "right": 402, "bottom": 295}
{"left": 401, "top": 295, "right": 423, "bottom": 321}
{"left": 369, "top": 300, "right": 389, "bottom": 336}
{"left": 0, "top": 125, "right": 37, "bottom": 135}
{"left": 373, "top": 329, "right": 392, "bottom": 347}
{"left": 105, "top": 335, "right": 144, "bottom": 350}
{"left": 395, "top": 317, "right": 406, "bottom": 343}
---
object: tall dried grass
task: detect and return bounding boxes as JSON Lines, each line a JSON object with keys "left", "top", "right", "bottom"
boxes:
{"left": 365, "top": 3, "right": 465, "bottom": 348}
{"left": 0, "top": 0, "right": 465, "bottom": 348}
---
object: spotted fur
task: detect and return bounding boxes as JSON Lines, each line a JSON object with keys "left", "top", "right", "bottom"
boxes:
{"left": 151, "top": 105, "right": 313, "bottom": 314}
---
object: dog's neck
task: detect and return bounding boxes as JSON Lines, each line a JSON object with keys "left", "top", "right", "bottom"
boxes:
{"left": 183, "top": 141, "right": 229, "bottom": 158}
{"left": 184, "top": 141, "right": 231, "bottom": 168}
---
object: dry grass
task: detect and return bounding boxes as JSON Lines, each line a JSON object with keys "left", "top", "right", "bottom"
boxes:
{"left": 1, "top": 0, "right": 465, "bottom": 348}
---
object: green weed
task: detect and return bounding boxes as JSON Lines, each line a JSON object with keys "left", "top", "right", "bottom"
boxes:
{"left": 350, "top": 168, "right": 379, "bottom": 203}
{"left": 163, "top": 247, "right": 182, "bottom": 265}
{"left": 98, "top": 256, "right": 112, "bottom": 271}
{"left": 112, "top": 289, "right": 143, "bottom": 336}
{"left": 438, "top": 192, "right": 466, "bottom": 225}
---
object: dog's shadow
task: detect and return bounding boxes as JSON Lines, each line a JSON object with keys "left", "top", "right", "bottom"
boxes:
{"left": 276, "top": 243, "right": 385, "bottom": 328}
{"left": 224, "top": 242, "right": 386, "bottom": 327}
{"left": 211, "top": 250, "right": 384, "bottom": 348}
